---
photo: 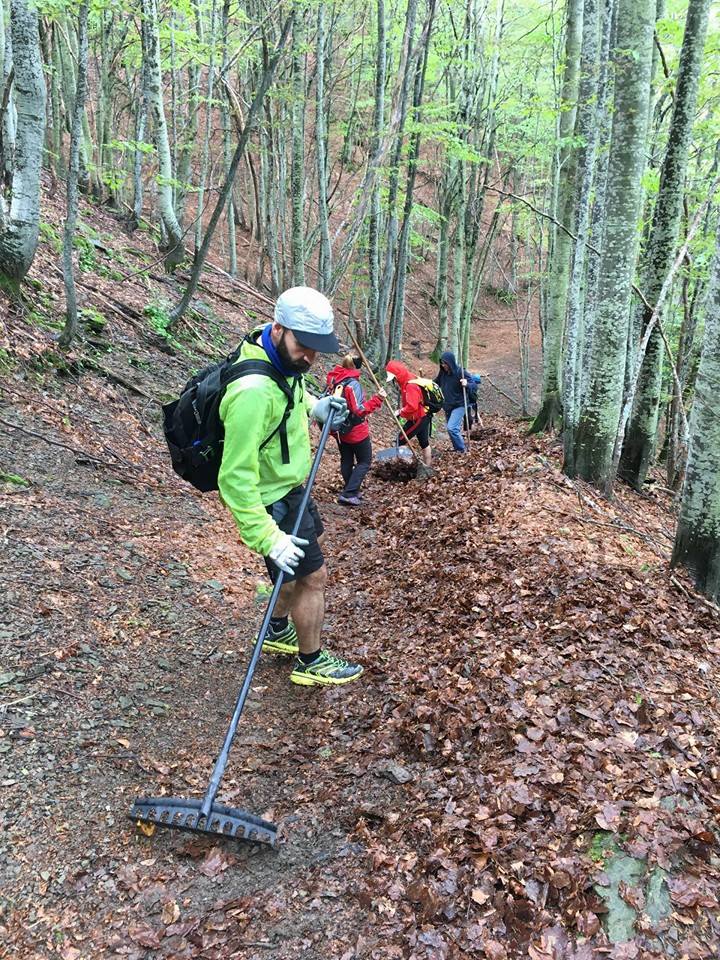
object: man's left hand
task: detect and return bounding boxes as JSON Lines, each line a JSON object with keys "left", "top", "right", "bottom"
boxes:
{"left": 460, "top": 378, "right": 468, "bottom": 387}
{"left": 312, "top": 395, "right": 349, "bottom": 428}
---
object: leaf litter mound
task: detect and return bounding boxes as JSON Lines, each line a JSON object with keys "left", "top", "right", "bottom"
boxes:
{"left": 2, "top": 345, "right": 720, "bottom": 960}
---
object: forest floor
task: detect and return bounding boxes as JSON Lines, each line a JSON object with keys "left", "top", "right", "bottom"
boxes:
{"left": 1, "top": 187, "right": 720, "bottom": 960}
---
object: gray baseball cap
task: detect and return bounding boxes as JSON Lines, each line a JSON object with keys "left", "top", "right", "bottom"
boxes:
{"left": 274, "top": 286, "right": 341, "bottom": 354}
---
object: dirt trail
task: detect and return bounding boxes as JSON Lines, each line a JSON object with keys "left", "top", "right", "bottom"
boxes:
{"left": 2, "top": 192, "right": 719, "bottom": 958}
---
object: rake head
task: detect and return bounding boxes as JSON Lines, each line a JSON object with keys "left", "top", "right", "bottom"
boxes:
{"left": 130, "top": 796, "right": 278, "bottom": 847}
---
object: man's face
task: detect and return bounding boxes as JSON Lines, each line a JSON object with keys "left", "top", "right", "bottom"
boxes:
{"left": 440, "top": 361, "right": 450, "bottom": 373}
{"left": 273, "top": 324, "right": 318, "bottom": 374}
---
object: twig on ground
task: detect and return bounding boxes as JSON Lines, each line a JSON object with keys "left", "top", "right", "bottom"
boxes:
{"left": 669, "top": 575, "right": 720, "bottom": 617}
{"left": 0, "top": 416, "right": 118, "bottom": 469}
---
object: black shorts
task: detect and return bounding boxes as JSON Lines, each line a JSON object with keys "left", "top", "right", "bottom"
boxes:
{"left": 264, "top": 485, "right": 325, "bottom": 583}
{"left": 398, "top": 414, "right": 432, "bottom": 449}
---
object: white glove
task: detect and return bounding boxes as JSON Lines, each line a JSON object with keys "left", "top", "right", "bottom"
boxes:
{"left": 311, "top": 395, "right": 349, "bottom": 428}
{"left": 460, "top": 378, "right": 468, "bottom": 387}
{"left": 268, "top": 533, "right": 309, "bottom": 575}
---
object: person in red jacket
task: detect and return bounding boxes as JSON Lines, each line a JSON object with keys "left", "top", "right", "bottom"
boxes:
{"left": 326, "top": 354, "right": 386, "bottom": 506}
{"left": 385, "top": 359, "right": 433, "bottom": 467}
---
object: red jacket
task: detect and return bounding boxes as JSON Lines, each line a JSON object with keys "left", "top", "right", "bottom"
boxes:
{"left": 386, "top": 360, "right": 426, "bottom": 422}
{"left": 326, "top": 365, "right": 383, "bottom": 443}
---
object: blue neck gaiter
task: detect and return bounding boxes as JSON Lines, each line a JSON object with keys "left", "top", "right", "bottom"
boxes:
{"left": 261, "top": 323, "right": 296, "bottom": 378}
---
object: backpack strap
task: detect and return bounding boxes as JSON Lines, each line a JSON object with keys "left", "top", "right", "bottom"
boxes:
{"left": 222, "top": 358, "right": 298, "bottom": 465}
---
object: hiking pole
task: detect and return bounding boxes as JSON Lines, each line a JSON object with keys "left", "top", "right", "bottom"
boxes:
{"left": 462, "top": 383, "right": 471, "bottom": 453}
{"left": 130, "top": 415, "right": 336, "bottom": 848}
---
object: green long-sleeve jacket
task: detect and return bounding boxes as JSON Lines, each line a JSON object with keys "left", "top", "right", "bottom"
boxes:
{"left": 218, "top": 331, "right": 313, "bottom": 556}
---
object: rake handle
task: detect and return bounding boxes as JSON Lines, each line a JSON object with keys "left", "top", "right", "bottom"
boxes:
{"left": 200, "top": 414, "right": 335, "bottom": 820}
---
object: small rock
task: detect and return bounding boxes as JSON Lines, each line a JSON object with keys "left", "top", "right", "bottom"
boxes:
{"left": 206, "top": 579, "right": 224, "bottom": 591}
{"left": 116, "top": 567, "right": 134, "bottom": 582}
{"left": 376, "top": 762, "right": 414, "bottom": 785}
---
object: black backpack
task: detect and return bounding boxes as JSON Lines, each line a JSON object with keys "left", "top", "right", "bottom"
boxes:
{"left": 162, "top": 344, "right": 296, "bottom": 492}
{"left": 325, "top": 376, "right": 365, "bottom": 436}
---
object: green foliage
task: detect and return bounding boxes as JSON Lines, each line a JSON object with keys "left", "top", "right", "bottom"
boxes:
{"left": 0, "top": 472, "right": 31, "bottom": 487}
{"left": 143, "top": 301, "right": 174, "bottom": 339}
{"left": 39, "top": 221, "right": 62, "bottom": 254}
{"left": 74, "top": 234, "right": 97, "bottom": 273}
{"left": 80, "top": 307, "right": 107, "bottom": 333}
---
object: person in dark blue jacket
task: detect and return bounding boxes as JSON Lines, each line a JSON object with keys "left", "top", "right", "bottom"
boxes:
{"left": 434, "top": 350, "right": 470, "bottom": 453}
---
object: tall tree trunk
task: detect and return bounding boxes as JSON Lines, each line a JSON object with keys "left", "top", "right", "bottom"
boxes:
{"left": 195, "top": 0, "right": 218, "bottom": 254}
{"left": 377, "top": 0, "right": 419, "bottom": 361}
{"left": 618, "top": 0, "right": 711, "bottom": 489}
{"left": 561, "top": 0, "right": 602, "bottom": 472}
{"left": 0, "top": 0, "right": 16, "bottom": 189}
{"left": 571, "top": 0, "right": 655, "bottom": 492}
{"left": 671, "top": 218, "right": 720, "bottom": 600}
{"left": 59, "top": 2, "right": 89, "bottom": 348}
{"left": 388, "top": 0, "right": 436, "bottom": 360}
{"left": 365, "top": 0, "right": 386, "bottom": 355}
{"left": 531, "top": 0, "right": 583, "bottom": 433}
{"left": 0, "top": 0, "right": 46, "bottom": 285}
{"left": 140, "top": 0, "right": 185, "bottom": 272}
{"left": 290, "top": 3, "right": 306, "bottom": 285}
{"left": 220, "top": 0, "right": 237, "bottom": 275}
{"left": 315, "top": 2, "right": 331, "bottom": 291}
{"left": 175, "top": 0, "right": 201, "bottom": 228}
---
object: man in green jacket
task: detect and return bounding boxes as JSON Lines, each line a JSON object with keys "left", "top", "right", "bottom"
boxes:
{"left": 218, "top": 286, "right": 363, "bottom": 686}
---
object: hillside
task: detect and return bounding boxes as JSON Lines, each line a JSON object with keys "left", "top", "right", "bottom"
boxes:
{"left": 1, "top": 186, "right": 719, "bottom": 960}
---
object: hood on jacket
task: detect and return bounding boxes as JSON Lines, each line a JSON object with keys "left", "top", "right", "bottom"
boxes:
{"left": 439, "top": 350, "right": 461, "bottom": 378}
{"left": 386, "top": 360, "right": 412, "bottom": 387}
{"left": 327, "top": 364, "right": 360, "bottom": 384}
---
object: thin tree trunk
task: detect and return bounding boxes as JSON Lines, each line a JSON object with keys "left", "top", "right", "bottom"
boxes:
{"left": 140, "top": 0, "right": 185, "bottom": 272}
{"left": 365, "top": 0, "right": 386, "bottom": 354}
{"left": 195, "top": 0, "right": 218, "bottom": 254}
{"left": 220, "top": 0, "right": 237, "bottom": 275}
{"left": 290, "top": 3, "right": 306, "bottom": 285}
{"left": 531, "top": 0, "right": 583, "bottom": 433}
{"left": 60, "top": 3, "right": 89, "bottom": 349}
{"left": 315, "top": 2, "right": 331, "bottom": 291}
{"left": 388, "top": 0, "right": 436, "bottom": 360}
{"left": 170, "top": 16, "right": 292, "bottom": 323}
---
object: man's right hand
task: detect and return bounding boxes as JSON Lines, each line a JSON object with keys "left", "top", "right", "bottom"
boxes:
{"left": 268, "top": 534, "right": 310, "bottom": 575}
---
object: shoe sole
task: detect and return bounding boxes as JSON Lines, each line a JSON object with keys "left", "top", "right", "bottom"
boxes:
{"left": 255, "top": 636, "right": 299, "bottom": 655}
{"left": 290, "top": 667, "right": 364, "bottom": 686}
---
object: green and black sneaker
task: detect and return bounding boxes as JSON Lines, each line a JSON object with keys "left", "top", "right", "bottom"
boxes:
{"left": 290, "top": 650, "right": 364, "bottom": 686}
{"left": 258, "top": 621, "right": 299, "bottom": 655}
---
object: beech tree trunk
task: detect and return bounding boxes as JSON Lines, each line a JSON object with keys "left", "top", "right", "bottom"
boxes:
{"left": 531, "top": 0, "right": 583, "bottom": 433}
{"left": 618, "top": 0, "right": 711, "bottom": 489}
{"left": 571, "top": 0, "right": 655, "bottom": 492}
{"left": 671, "top": 218, "right": 720, "bottom": 600}
{"left": 0, "top": 0, "right": 46, "bottom": 284}
{"left": 140, "top": 0, "right": 185, "bottom": 272}
{"left": 60, "top": 2, "right": 89, "bottom": 348}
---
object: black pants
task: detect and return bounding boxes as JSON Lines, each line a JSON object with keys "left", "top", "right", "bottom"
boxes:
{"left": 338, "top": 437, "right": 372, "bottom": 496}
{"left": 264, "top": 485, "right": 325, "bottom": 583}
{"left": 398, "top": 414, "right": 432, "bottom": 449}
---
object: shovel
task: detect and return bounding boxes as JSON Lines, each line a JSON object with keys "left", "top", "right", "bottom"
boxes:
{"left": 129, "top": 415, "right": 335, "bottom": 847}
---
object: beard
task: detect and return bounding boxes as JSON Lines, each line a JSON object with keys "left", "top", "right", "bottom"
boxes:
{"left": 277, "top": 331, "right": 312, "bottom": 374}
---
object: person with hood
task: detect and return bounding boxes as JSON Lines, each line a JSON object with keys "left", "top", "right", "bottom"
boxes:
{"left": 218, "top": 286, "right": 364, "bottom": 687}
{"left": 326, "top": 354, "right": 386, "bottom": 506}
{"left": 385, "top": 359, "right": 433, "bottom": 467}
{"left": 434, "top": 350, "right": 470, "bottom": 453}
